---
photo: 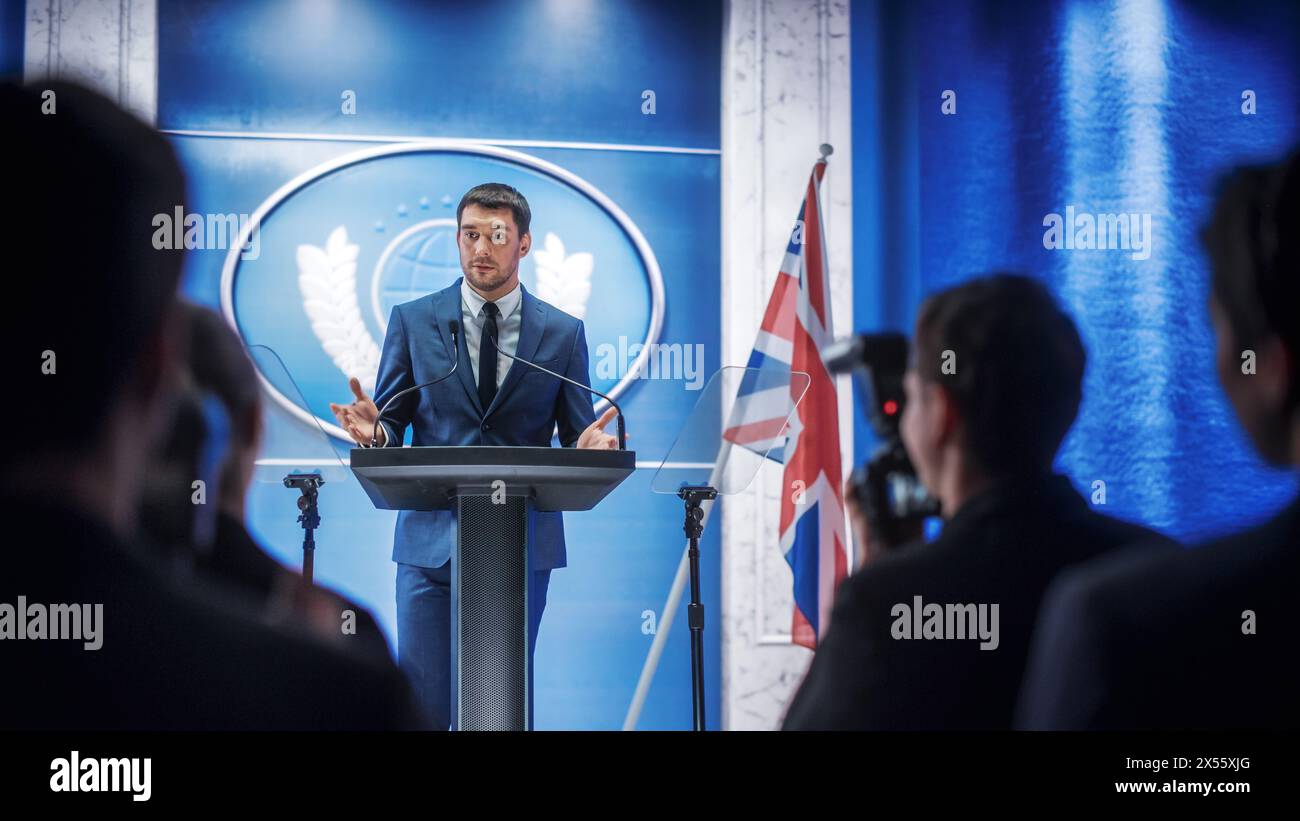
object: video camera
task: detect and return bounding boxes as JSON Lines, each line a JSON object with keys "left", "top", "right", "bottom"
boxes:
{"left": 822, "top": 333, "right": 941, "bottom": 548}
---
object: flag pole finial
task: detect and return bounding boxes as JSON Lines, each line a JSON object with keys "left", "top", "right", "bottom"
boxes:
{"left": 818, "top": 143, "right": 834, "bottom": 159}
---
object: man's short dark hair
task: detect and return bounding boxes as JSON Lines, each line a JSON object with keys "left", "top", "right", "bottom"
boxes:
{"left": 456, "top": 183, "right": 531, "bottom": 236}
{"left": 185, "top": 303, "right": 261, "bottom": 495}
{"left": 140, "top": 303, "right": 260, "bottom": 544}
{"left": 187, "top": 304, "right": 260, "bottom": 447}
{"left": 1200, "top": 151, "right": 1300, "bottom": 406}
{"left": 4, "top": 81, "right": 186, "bottom": 464}
{"left": 913, "top": 273, "right": 1086, "bottom": 477}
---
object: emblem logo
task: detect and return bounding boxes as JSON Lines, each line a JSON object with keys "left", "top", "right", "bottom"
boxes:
{"left": 220, "top": 142, "right": 664, "bottom": 441}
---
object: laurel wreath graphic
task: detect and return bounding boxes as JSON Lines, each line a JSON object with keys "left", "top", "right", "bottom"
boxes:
{"left": 296, "top": 226, "right": 594, "bottom": 391}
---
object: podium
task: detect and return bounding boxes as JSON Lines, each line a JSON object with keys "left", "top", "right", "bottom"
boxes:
{"left": 350, "top": 445, "right": 635, "bottom": 730}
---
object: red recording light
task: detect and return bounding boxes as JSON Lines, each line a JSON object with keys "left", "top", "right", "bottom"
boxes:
{"left": 883, "top": 400, "right": 898, "bottom": 416}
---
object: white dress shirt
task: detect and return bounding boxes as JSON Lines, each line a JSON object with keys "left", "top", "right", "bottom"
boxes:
{"left": 377, "top": 279, "right": 522, "bottom": 446}
{"left": 460, "top": 277, "right": 522, "bottom": 390}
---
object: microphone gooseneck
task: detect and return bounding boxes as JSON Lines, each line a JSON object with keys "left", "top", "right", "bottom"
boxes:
{"left": 483, "top": 331, "right": 626, "bottom": 450}
{"left": 369, "top": 319, "right": 460, "bottom": 448}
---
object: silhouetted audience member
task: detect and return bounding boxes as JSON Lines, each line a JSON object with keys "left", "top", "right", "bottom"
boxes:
{"left": 0, "top": 80, "right": 421, "bottom": 729}
{"left": 139, "top": 302, "right": 392, "bottom": 665}
{"left": 1017, "top": 152, "right": 1300, "bottom": 730}
{"left": 782, "top": 275, "right": 1170, "bottom": 730}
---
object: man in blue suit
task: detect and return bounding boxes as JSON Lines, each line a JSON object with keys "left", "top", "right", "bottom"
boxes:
{"left": 330, "top": 183, "right": 620, "bottom": 729}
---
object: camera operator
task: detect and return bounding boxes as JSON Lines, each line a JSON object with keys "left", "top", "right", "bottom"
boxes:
{"left": 782, "top": 273, "right": 1171, "bottom": 730}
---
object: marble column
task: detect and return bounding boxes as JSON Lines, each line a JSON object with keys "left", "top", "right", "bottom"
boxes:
{"left": 24, "top": 0, "right": 157, "bottom": 123}
{"left": 720, "top": 0, "right": 854, "bottom": 730}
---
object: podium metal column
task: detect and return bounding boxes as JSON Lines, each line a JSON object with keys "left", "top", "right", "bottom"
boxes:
{"left": 450, "top": 495, "right": 532, "bottom": 730}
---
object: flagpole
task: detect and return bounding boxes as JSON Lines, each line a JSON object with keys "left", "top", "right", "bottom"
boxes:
{"left": 623, "top": 147, "right": 835, "bottom": 730}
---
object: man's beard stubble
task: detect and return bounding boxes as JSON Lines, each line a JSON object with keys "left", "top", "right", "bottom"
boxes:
{"left": 466, "top": 263, "right": 513, "bottom": 293}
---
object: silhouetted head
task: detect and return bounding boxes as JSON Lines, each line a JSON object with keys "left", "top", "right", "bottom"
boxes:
{"left": 140, "top": 302, "right": 263, "bottom": 551}
{"left": 1201, "top": 151, "right": 1300, "bottom": 467}
{"left": 186, "top": 304, "right": 263, "bottom": 512}
{"left": 2, "top": 80, "right": 188, "bottom": 530}
{"left": 902, "top": 273, "right": 1086, "bottom": 509}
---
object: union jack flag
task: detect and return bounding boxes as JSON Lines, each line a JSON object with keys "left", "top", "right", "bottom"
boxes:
{"left": 723, "top": 158, "right": 847, "bottom": 649}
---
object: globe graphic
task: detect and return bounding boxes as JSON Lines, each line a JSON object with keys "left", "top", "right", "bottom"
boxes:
{"left": 373, "top": 218, "right": 539, "bottom": 328}
{"left": 373, "top": 221, "right": 463, "bottom": 325}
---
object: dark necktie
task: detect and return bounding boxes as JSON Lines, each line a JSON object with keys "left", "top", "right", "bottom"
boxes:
{"left": 478, "top": 301, "right": 500, "bottom": 411}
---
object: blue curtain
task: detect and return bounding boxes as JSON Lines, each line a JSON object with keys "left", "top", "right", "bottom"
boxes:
{"left": 0, "top": 0, "right": 24, "bottom": 79}
{"left": 851, "top": 0, "right": 1300, "bottom": 542}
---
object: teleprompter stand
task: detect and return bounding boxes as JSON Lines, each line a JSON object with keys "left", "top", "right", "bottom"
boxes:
{"left": 651, "top": 367, "right": 809, "bottom": 731}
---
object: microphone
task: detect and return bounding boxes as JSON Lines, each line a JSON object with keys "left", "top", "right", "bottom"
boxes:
{"left": 369, "top": 319, "right": 460, "bottom": 448}
{"left": 483, "top": 331, "right": 626, "bottom": 450}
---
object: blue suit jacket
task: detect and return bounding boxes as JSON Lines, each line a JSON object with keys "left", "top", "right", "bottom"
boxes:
{"left": 372, "top": 278, "right": 597, "bottom": 570}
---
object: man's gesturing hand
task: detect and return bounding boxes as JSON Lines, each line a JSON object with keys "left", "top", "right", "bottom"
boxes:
{"left": 576, "top": 406, "right": 624, "bottom": 450}
{"left": 329, "top": 376, "right": 383, "bottom": 447}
